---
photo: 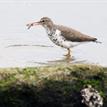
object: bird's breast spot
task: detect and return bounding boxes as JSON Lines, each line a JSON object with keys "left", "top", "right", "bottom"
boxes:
{"left": 48, "top": 29, "right": 68, "bottom": 47}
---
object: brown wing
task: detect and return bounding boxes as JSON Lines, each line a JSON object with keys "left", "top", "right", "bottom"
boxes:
{"left": 56, "top": 25, "right": 97, "bottom": 42}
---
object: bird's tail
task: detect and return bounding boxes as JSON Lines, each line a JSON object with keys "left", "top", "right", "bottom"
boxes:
{"left": 92, "top": 38, "right": 102, "bottom": 44}
{"left": 94, "top": 40, "right": 102, "bottom": 44}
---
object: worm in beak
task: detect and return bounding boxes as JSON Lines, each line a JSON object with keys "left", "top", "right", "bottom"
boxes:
{"left": 26, "top": 21, "right": 40, "bottom": 29}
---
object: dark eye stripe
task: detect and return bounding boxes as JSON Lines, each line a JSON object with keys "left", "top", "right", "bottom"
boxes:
{"left": 42, "top": 20, "right": 45, "bottom": 22}
{"left": 41, "top": 19, "right": 49, "bottom": 22}
{"left": 40, "top": 20, "right": 45, "bottom": 22}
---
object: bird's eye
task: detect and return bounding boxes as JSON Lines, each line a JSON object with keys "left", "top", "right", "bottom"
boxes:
{"left": 41, "top": 20, "right": 45, "bottom": 22}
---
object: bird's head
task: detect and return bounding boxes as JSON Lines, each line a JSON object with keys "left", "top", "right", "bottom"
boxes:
{"left": 27, "top": 17, "right": 54, "bottom": 30}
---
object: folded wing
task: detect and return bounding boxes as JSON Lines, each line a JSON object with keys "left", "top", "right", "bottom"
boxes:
{"left": 56, "top": 25, "right": 97, "bottom": 42}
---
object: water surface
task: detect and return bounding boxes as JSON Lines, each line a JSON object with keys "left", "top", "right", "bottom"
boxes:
{"left": 0, "top": 1, "right": 107, "bottom": 67}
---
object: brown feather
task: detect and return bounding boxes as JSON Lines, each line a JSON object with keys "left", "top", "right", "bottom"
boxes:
{"left": 55, "top": 25, "right": 97, "bottom": 42}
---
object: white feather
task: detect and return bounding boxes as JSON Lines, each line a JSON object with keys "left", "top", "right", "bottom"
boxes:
{"left": 46, "top": 28, "right": 81, "bottom": 48}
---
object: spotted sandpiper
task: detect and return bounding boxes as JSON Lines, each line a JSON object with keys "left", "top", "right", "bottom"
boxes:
{"left": 27, "top": 17, "right": 101, "bottom": 59}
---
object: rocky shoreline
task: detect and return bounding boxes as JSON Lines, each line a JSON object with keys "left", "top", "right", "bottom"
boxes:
{"left": 0, "top": 64, "right": 107, "bottom": 107}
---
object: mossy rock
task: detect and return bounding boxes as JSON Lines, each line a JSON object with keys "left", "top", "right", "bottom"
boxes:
{"left": 0, "top": 64, "right": 107, "bottom": 107}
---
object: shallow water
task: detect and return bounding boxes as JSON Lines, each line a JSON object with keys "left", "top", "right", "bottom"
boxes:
{"left": 0, "top": 33, "right": 106, "bottom": 67}
{"left": 0, "top": 1, "right": 107, "bottom": 67}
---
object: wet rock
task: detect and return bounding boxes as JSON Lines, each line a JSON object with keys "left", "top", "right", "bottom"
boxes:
{"left": 81, "top": 85, "right": 103, "bottom": 107}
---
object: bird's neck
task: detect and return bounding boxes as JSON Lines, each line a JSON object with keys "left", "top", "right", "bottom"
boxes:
{"left": 44, "top": 25, "right": 56, "bottom": 36}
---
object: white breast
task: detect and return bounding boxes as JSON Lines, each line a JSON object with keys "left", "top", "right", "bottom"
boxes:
{"left": 47, "top": 29, "right": 80, "bottom": 48}
{"left": 48, "top": 29, "right": 65, "bottom": 46}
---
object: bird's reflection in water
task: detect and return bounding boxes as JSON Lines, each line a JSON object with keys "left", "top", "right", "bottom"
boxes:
{"left": 32, "top": 56, "right": 87, "bottom": 66}
{"left": 47, "top": 56, "right": 87, "bottom": 65}
{"left": 6, "top": 44, "right": 88, "bottom": 66}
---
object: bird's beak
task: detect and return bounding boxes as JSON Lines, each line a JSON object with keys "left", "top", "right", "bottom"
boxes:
{"left": 26, "top": 21, "right": 41, "bottom": 29}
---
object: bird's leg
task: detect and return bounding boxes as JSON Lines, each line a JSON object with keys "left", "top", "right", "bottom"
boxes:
{"left": 64, "top": 48, "right": 71, "bottom": 59}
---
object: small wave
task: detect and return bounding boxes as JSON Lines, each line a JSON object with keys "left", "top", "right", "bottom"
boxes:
{"left": 6, "top": 44, "right": 54, "bottom": 48}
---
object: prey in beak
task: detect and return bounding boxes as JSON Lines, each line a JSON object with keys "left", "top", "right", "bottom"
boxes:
{"left": 26, "top": 21, "right": 40, "bottom": 29}
{"left": 26, "top": 17, "right": 53, "bottom": 30}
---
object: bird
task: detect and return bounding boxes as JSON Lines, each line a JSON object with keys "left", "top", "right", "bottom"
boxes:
{"left": 26, "top": 17, "right": 101, "bottom": 59}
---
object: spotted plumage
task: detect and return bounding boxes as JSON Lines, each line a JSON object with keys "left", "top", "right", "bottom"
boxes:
{"left": 27, "top": 17, "right": 101, "bottom": 59}
{"left": 47, "top": 29, "right": 80, "bottom": 48}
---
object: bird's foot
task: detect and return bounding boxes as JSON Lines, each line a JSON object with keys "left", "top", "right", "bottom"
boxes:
{"left": 64, "top": 54, "right": 70, "bottom": 57}
{"left": 63, "top": 52, "right": 71, "bottom": 58}
{"left": 64, "top": 53, "right": 71, "bottom": 62}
